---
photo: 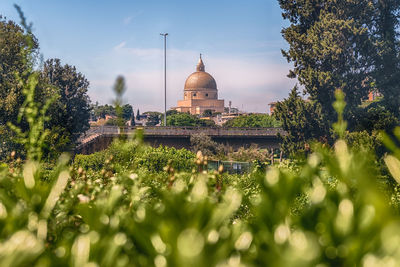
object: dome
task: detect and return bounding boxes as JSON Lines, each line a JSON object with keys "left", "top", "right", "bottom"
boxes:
{"left": 184, "top": 71, "right": 217, "bottom": 90}
{"left": 184, "top": 55, "right": 217, "bottom": 90}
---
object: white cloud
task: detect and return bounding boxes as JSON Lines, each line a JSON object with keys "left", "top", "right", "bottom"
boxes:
{"left": 122, "top": 11, "right": 143, "bottom": 25}
{"left": 113, "top": 41, "right": 126, "bottom": 51}
{"left": 86, "top": 45, "right": 295, "bottom": 113}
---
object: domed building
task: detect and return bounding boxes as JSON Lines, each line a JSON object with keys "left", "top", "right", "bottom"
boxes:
{"left": 174, "top": 55, "right": 224, "bottom": 115}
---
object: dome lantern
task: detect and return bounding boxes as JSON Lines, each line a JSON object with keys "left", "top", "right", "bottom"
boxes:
{"left": 196, "top": 54, "right": 205, "bottom": 72}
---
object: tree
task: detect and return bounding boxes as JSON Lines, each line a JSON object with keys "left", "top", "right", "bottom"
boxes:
{"left": 144, "top": 112, "right": 162, "bottom": 126}
{"left": 372, "top": 0, "right": 400, "bottom": 116}
{"left": 93, "top": 104, "right": 115, "bottom": 119}
{"left": 167, "top": 113, "right": 216, "bottom": 127}
{"left": 190, "top": 133, "right": 222, "bottom": 156}
{"left": 166, "top": 109, "right": 178, "bottom": 116}
{"left": 354, "top": 104, "right": 399, "bottom": 132}
{"left": 122, "top": 104, "right": 133, "bottom": 121}
{"left": 41, "top": 58, "right": 91, "bottom": 143}
{"left": 223, "top": 114, "right": 280, "bottom": 128}
{"left": 0, "top": 15, "right": 39, "bottom": 126}
{"left": 279, "top": 0, "right": 375, "bottom": 124}
{"left": 202, "top": 109, "right": 213, "bottom": 117}
{"left": 136, "top": 109, "right": 141, "bottom": 120}
{"left": 273, "top": 86, "right": 328, "bottom": 157}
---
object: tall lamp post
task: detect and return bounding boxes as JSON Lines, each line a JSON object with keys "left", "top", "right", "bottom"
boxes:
{"left": 160, "top": 33, "right": 168, "bottom": 126}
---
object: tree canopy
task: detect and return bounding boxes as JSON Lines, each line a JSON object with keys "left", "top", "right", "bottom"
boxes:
{"left": 279, "top": 0, "right": 375, "bottom": 122}
{"left": 223, "top": 114, "right": 280, "bottom": 128}
{"left": 273, "top": 86, "right": 328, "bottom": 156}
{"left": 0, "top": 15, "right": 39, "bottom": 126}
{"left": 41, "top": 58, "right": 91, "bottom": 143}
{"left": 167, "top": 113, "right": 215, "bottom": 127}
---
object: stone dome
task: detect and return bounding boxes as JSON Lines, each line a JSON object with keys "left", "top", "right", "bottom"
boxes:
{"left": 184, "top": 56, "right": 217, "bottom": 90}
{"left": 184, "top": 71, "right": 217, "bottom": 90}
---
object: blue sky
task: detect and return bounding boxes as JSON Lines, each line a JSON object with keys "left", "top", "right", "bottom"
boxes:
{"left": 1, "top": 0, "right": 296, "bottom": 113}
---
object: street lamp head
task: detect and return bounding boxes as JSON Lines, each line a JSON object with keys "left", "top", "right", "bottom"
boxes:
{"left": 160, "top": 33, "right": 168, "bottom": 36}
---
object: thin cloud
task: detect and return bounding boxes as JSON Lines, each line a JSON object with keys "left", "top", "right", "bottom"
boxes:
{"left": 114, "top": 41, "right": 127, "bottom": 51}
{"left": 122, "top": 11, "right": 144, "bottom": 25}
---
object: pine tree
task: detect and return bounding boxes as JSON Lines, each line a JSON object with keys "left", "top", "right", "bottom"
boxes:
{"left": 274, "top": 86, "right": 328, "bottom": 156}
{"left": 372, "top": 0, "right": 400, "bottom": 116}
{"left": 279, "top": 0, "right": 375, "bottom": 123}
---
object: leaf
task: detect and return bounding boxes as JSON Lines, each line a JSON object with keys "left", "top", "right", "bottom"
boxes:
{"left": 384, "top": 155, "right": 400, "bottom": 184}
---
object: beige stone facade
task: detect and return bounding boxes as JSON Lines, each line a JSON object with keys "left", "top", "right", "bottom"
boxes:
{"left": 174, "top": 56, "right": 224, "bottom": 115}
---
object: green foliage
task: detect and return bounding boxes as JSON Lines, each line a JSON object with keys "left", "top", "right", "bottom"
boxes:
{"left": 144, "top": 111, "right": 162, "bottom": 126}
{"left": 73, "top": 151, "right": 107, "bottom": 171}
{"left": 41, "top": 58, "right": 91, "bottom": 143}
{"left": 112, "top": 76, "right": 127, "bottom": 129}
{"left": 202, "top": 109, "right": 214, "bottom": 117}
{"left": 223, "top": 113, "right": 280, "bottom": 128}
{"left": 225, "top": 145, "right": 271, "bottom": 163}
{"left": 274, "top": 86, "right": 328, "bottom": 157}
{"left": 121, "top": 104, "right": 133, "bottom": 121}
{"left": 6, "top": 4, "right": 400, "bottom": 267}
{"left": 0, "top": 14, "right": 39, "bottom": 127}
{"left": 167, "top": 112, "right": 215, "bottom": 127}
{"left": 190, "top": 133, "right": 223, "bottom": 157}
{"left": 279, "top": 0, "right": 374, "bottom": 121}
{"left": 136, "top": 109, "right": 141, "bottom": 120}
{"left": 354, "top": 104, "right": 399, "bottom": 133}
{"left": 344, "top": 130, "right": 384, "bottom": 157}
{"left": 6, "top": 120, "right": 400, "bottom": 266}
{"left": 372, "top": 0, "right": 400, "bottom": 116}
{"left": 74, "top": 139, "right": 195, "bottom": 174}
{"left": 7, "top": 43, "right": 54, "bottom": 161}
{"left": 93, "top": 103, "right": 116, "bottom": 119}
{"left": 166, "top": 109, "right": 178, "bottom": 116}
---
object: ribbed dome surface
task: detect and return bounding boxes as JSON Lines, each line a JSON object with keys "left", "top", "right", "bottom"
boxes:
{"left": 184, "top": 71, "right": 217, "bottom": 90}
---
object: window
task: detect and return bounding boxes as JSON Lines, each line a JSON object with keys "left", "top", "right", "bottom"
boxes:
{"left": 205, "top": 93, "right": 208, "bottom": 97}
{"left": 193, "top": 93, "right": 197, "bottom": 97}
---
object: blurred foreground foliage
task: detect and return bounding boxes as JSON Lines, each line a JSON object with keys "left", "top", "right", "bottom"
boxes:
{"left": 4, "top": 119, "right": 400, "bottom": 266}
{"left": 4, "top": 5, "right": 400, "bottom": 267}
{"left": 4, "top": 85, "right": 400, "bottom": 266}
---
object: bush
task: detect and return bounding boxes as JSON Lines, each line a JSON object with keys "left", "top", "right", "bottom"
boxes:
{"left": 74, "top": 138, "right": 195, "bottom": 173}
{"left": 190, "top": 133, "right": 223, "bottom": 157}
{"left": 223, "top": 113, "right": 281, "bottom": 128}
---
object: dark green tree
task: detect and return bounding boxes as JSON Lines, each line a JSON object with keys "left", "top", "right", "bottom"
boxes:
{"left": 372, "top": 0, "right": 400, "bottom": 116}
{"left": 144, "top": 112, "right": 162, "bottom": 126}
{"left": 279, "top": 0, "right": 375, "bottom": 124}
{"left": 202, "top": 109, "right": 213, "bottom": 117}
{"left": 273, "top": 86, "right": 328, "bottom": 157}
{"left": 167, "top": 113, "right": 215, "bottom": 127}
{"left": 93, "top": 104, "right": 115, "bottom": 119}
{"left": 0, "top": 15, "right": 39, "bottom": 126}
{"left": 122, "top": 104, "right": 133, "bottom": 121}
{"left": 166, "top": 109, "right": 178, "bottom": 116}
{"left": 136, "top": 109, "right": 141, "bottom": 120}
{"left": 223, "top": 114, "right": 280, "bottom": 128}
{"left": 41, "top": 58, "right": 91, "bottom": 143}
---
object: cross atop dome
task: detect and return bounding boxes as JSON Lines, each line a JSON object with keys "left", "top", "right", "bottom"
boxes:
{"left": 196, "top": 54, "right": 205, "bottom": 72}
